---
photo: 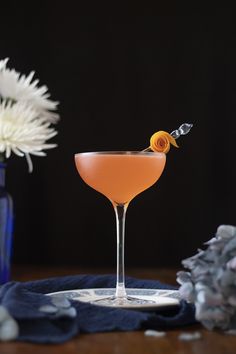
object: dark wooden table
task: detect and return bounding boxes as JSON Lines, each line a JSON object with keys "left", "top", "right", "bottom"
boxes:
{"left": 1, "top": 266, "right": 236, "bottom": 354}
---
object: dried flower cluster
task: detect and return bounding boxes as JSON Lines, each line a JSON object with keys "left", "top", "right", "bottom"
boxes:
{"left": 0, "top": 58, "right": 59, "bottom": 171}
{"left": 177, "top": 225, "right": 236, "bottom": 331}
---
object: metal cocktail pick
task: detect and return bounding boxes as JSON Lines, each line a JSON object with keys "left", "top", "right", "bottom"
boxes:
{"left": 170, "top": 123, "right": 193, "bottom": 139}
{"left": 142, "top": 123, "right": 193, "bottom": 152}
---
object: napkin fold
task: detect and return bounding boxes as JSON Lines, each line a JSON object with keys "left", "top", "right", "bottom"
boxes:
{"left": 0, "top": 274, "right": 197, "bottom": 343}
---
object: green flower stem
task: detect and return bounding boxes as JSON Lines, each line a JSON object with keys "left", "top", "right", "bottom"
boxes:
{"left": 0, "top": 153, "right": 5, "bottom": 163}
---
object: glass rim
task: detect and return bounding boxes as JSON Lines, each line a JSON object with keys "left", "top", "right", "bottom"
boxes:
{"left": 74, "top": 151, "right": 166, "bottom": 157}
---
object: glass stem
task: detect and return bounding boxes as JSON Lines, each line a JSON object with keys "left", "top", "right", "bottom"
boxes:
{"left": 113, "top": 203, "right": 128, "bottom": 299}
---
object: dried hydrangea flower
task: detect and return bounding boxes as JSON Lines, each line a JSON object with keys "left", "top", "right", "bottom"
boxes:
{"left": 177, "top": 225, "right": 236, "bottom": 331}
{"left": 0, "top": 306, "right": 19, "bottom": 341}
{"left": 144, "top": 330, "right": 166, "bottom": 337}
{"left": 178, "top": 331, "right": 202, "bottom": 341}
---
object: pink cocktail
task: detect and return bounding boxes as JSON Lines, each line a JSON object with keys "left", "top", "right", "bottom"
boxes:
{"left": 75, "top": 151, "right": 166, "bottom": 306}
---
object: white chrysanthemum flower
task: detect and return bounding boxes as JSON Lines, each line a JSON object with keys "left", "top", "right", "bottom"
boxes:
{"left": 0, "top": 100, "right": 57, "bottom": 172}
{"left": 0, "top": 58, "right": 9, "bottom": 71}
{"left": 0, "top": 59, "right": 59, "bottom": 123}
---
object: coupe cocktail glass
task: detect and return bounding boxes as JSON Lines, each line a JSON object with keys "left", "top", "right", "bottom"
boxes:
{"left": 74, "top": 151, "right": 166, "bottom": 306}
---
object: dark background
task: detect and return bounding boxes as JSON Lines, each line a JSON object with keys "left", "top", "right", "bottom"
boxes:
{"left": 1, "top": 5, "right": 236, "bottom": 269}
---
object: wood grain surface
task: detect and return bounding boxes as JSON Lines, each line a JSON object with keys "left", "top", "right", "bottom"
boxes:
{"left": 0, "top": 266, "right": 235, "bottom": 354}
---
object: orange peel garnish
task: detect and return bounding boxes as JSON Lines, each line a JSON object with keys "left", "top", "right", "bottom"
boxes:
{"left": 149, "top": 131, "right": 178, "bottom": 153}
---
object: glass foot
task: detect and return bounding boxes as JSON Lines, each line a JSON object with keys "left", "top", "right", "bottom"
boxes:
{"left": 47, "top": 288, "right": 180, "bottom": 311}
{"left": 90, "top": 295, "right": 156, "bottom": 307}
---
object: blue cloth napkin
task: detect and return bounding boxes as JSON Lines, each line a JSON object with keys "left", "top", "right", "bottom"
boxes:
{"left": 0, "top": 274, "right": 196, "bottom": 343}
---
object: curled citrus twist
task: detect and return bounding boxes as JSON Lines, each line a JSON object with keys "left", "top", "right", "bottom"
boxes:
{"left": 149, "top": 131, "right": 178, "bottom": 153}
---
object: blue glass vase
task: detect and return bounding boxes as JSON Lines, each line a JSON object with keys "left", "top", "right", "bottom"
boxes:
{"left": 0, "top": 162, "right": 14, "bottom": 284}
